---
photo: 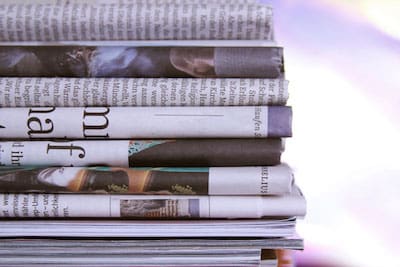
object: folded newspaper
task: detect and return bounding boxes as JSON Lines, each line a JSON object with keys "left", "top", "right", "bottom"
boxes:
{"left": 0, "top": 248, "right": 273, "bottom": 267}
{"left": 0, "top": 253, "right": 270, "bottom": 267}
{"left": 0, "top": 237, "right": 303, "bottom": 250}
{"left": 0, "top": 186, "right": 305, "bottom": 218}
{"left": 0, "top": 237, "right": 301, "bottom": 267}
{"left": 0, "top": 1, "right": 274, "bottom": 41}
{"left": 0, "top": 243, "right": 291, "bottom": 267}
{"left": 0, "top": 77, "right": 289, "bottom": 107}
{"left": 0, "top": 106, "right": 292, "bottom": 139}
{"left": 0, "top": 46, "right": 284, "bottom": 78}
{"left": 0, "top": 139, "right": 284, "bottom": 167}
{"left": 0, "top": 164, "right": 294, "bottom": 195}
{"left": 0, "top": 217, "right": 297, "bottom": 237}
{"left": 3, "top": 0, "right": 259, "bottom": 3}
{"left": 87, "top": 0, "right": 260, "bottom": 3}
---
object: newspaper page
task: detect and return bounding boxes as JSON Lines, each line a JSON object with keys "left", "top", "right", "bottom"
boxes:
{"left": 0, "top": 78, "right": 288, "bottom": 107}
{"left": 0, "top": 187, "right": 306, "bottom": 218}
{"left": 0, "top": 2, "right": 273, "bottom": 41}
{"left": 0, "top": 250, "right": 262, "bottom": 267}
{"left": 0, "top": 165, "right": 294, "bottom": 195}
{"left": 5, "top": 0, "right": 260, "bottom": 4}
{"left": 0, "top": 237, "right": 304, "bottom": 250}
{"left": 0, "top": 139, "right": 283, "bottom": 167}
{"left": 0, "top": 106, "right": 292, "bottom": 139}
{"left": 0, "top": 46, "right": 284, "bottom": 78}
{"left": 0, "top": 218, "right": 297, "bottom": 238}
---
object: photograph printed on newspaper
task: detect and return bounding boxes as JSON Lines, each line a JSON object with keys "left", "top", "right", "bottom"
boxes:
{"left": 0, "top": 46, "right": 284, "bottom": 78}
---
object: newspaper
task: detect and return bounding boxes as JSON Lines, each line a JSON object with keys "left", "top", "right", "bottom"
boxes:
{"left": 0, "top": 2, "right": 273, "bottom": 41}
{"left": 0, "top": 46, "right": 284, "bottom": 78}
{"left": 5, "top": 1, "right": 259, "bottom": 3}
{"left": 1, "top": 0, "right": 263, "bottom": 5}
{"left": 0, "top": 186, "right": 306, "bottom": 218}
{"left": 0, "top": 217, "right": 297, "bottom": 238}
{"left": 0, "top": 247, "right": 280, "bottom": 267}
{"left": 0, "top": 106, "right": 292, "bottom": 139}
{"left": 0, "top": 237, "right": 304, "bottom": 250}
{"left": 0, "top": 248, "right": 263, "bottom": 266}
{"left": 0, "top": 77, "right": 288, "bottom": 107}
{"left": 0, "top": 165, "right": 294, "bottom": 195}
{"left": 0, "top": 139, "right": 283, "bottom": 167}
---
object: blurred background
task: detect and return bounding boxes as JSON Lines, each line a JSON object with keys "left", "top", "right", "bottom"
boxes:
{"left": 262, "top": 0, "right": 400, "bottom": 266}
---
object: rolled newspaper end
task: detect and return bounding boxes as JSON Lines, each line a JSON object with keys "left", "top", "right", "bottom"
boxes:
{"left": 214, "top": 47, "right": 283, "bottom": 78}
{"left": 0, "top": 186, "right": 306, "bottom": 218}
{"left": 268, "top": 106, "right": 292, "bottom": 137}
{"left": 0, "top": 139, "right": 283, "bottom": 167}
{"left": 209, "top": 187, "right": 306, "bottom": 218}
{"left": 0, "top": 106, "right": 292, "bottom": 139}
{"left": 0, "top": 165, "right": 294, "bottom": 195}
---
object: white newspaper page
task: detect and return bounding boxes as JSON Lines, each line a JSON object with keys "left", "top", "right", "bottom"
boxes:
{"left": 0, "top": 78, "right": 288, "bottom": 107}
{"left": 0, "top": 2, "right": 273, "bottom": 41}
{"left": 0, "top": 106, "right": 274, "bottom": 139}
{"left": 0, "top": 188, "right": 306, "bottom": 218}
{"left": 0, "top": 140, "right": 130, "bottom": 167}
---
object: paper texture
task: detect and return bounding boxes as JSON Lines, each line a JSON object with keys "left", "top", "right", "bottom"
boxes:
{"left": 0, "top": 244, "right": 296, "bottom": 267}
{"left": 0, "top": 46, "right": 284, "bottom": 78}
{"left": 0, "top": 77, "right": 288, "bottom": 107}
{"left": 3, "top": 0, "right": 259, "bottom": 4}
{"left": 0, "top": 250, "right": 262, "bottom": 267}
{"left": 0, "top": 217, "right": 297, "bottom": 238}
{"left": 0, "top": 186, "right": 306, "bottom": 218}
{"left": 0, "top": 237, "right": 304, "bottom": 250}
{"left": 0, "top": 2, "right": 273, "bottom": 41}
{"left": 0, "top": 165, "right": 294, "bottom": 195}
{"left": 0, "top": 139, "right": 283, "bottom": 167}
{"left": 0, "top": 106, "right": 292, "bottom": 139}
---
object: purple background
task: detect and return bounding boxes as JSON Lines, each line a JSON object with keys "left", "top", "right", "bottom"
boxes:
{"left": 262, "top": 1, "right": 400, "bottom": 266}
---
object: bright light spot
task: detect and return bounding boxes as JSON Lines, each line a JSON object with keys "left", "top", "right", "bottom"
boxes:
{"left": 283, "top": 51, "right": 400, "bottom": 266}
{"left": 321, "top": 0, "right": 400, "bottom": 41}
{"left": 359, "top": 1, "right": 400, "bottom": 41}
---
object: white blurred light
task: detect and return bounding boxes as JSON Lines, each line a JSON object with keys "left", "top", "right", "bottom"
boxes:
{"left": 283, "top": 52, "right": 400, "bottom": 266}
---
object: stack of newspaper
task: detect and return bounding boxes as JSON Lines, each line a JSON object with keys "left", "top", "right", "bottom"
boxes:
{"left": 0, "top": 0, "right": 306, "bottom": 266}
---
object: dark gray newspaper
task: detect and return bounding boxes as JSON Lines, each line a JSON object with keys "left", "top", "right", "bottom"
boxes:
{"left": 0, "top": 164, "right": 294, "bottom": 195}
{"left": 0, "top": 46, "right": 284, "bottom": 78}
{"left": 0, "top": 106, "right": 292, "bottom": 139}
{"left": 0, "top": 1, "right": 273, "bottom": 41}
